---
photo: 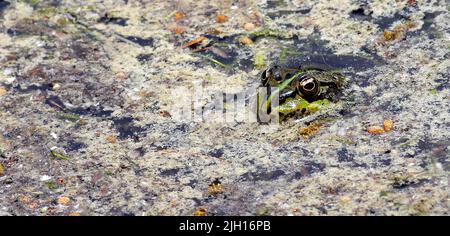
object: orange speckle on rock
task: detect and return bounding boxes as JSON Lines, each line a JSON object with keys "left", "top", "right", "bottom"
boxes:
{"left": 57, "top": 177, "right": 66, "bottom": 185}
{"left": 383, "top": 119, "right": 394, "bottom": 132}
{"left": 57, "top": 196, "right": 71, "bottom": 205}
{"left": 159, "top": 110, "right": 171, "bottom": 118}
{"left": 383, "top": 30, "right": 396, "bottom": 41}
{"left": 115, "top": 71, "right": 127, "bottom": 81}
{"left": 182, "top": 36, "right": 207, "bottom": 49}
{"left": 216, "top": 14, "right": 228, "bottom": 23}
{"left": 168, "top": 24, "right": 186, "bottom": 34}
{"left": 106, "top": 135, "right": 117, "bottom": 144}
{"left": 243, "top": 22, "right": 256, "bottom": 31}
{"left": 0, "top": 87, "right": 7, "bottom": 96}
{"left": 0, "top": 163, "right": 5, "bottom": 176}
{"left": 407, "top": 0, "right": 417, "bottom": 6}
{"left": 19, "top": 196, "right": 32, "bottom": 204}
{"left": 367, "top": 126, "right": 385, "bottom": 135}
{"left": 239, "top": 36, "right": 253, "bottom": 45}
{"left": 193, "top": 208, "right": 207, "bottom": 216}
{"left": 174, "top": 11, "right": 185, "bottom": 21}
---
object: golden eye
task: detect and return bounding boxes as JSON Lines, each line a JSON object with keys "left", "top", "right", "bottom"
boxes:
{"left": 297, "top": 77, "right": 320, "bottom": 98}
{"left": 301, "top": 78, "right": 316, "bottom": 91}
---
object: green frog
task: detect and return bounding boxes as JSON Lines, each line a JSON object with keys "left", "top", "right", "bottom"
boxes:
{"left": 259, "top": 60, "right": 346, "bottom": 117}
{"left": 261, "top": 61, "right": 345, "bottom": 103}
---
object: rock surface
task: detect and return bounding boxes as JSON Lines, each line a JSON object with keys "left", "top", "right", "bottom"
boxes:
{"left": 0, "top": 0, "right": 448, "bottom": 215}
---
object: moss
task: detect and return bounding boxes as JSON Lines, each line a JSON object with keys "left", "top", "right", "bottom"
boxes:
{"left": 275, "top": 98, "right": 331, "bottom": 115}
{"left": 255, "top": 206, "right": 271, "bottom": 216}
{"left": 253, "top": 52, "right": 266, "bottom": 70}
{"left": 251, "top": 28, "right": 283, "bottom": 39}
{"left": 388, "top": 172, "right": 427, "bottom": 189}
{"left": 298, "top": 122, "right": 323, "bottom": 139}
{"left": 193, "top": 208, "right": 207, "bottom": 216}
{"left": 207, "top": 179, "right": 223, "bottom": 197}
{"left": 45, "top": 181, "right": 58, "bottom": 190}
{"left": 50, "top": 150, "right": 70, "bottom": 160}
{"left": 58, "top": 113, "right": 80, "bottom": 122}
{"left": 333, "top": 136, "right": 356, "bottom": 145}
{"left": 0, "top": 163, "right": 5, "bottom": 176}
{"left": 379, "top": 191, "right": 389, "bottom": 197}
{"left": 411, "top": 199, "right": 431, "bottom": 216}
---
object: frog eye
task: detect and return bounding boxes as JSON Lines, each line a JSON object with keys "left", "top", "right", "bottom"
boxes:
{"left": 302, "top": 78, "right": 316, "bottom": 91}
{"left": 297, "top": 77, "right": 320, "bottom": 97}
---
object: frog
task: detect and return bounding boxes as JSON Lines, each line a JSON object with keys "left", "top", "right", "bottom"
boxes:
{"left": 260, "top": 61, "right": 345, "bottom": 104}
{"left": 258, "top": 59, "right": 346, "bottom": 118}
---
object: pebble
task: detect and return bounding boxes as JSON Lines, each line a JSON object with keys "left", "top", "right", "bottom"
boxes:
{"left": 239, "top": 36, "right": 253, "bottom": 45}
{"left": 57, "top": 196, "right": 71, "bottom": 205}
{"left": 0, "top": 87, "right": 7, "bottom": 96}
{"left": 40, "top": 175, "right": 52, "bottom": 181}
{"left": 367, "top": 126, "right": 385, "bottom": 134}
{"left": 216, "top": 14, "right": 228, "bottom": 23}
{"left": 243, "top": 22, "right": 255, "bottom": 31}
{"left": 383, "top": 119, "right": 394, "bottom": 131}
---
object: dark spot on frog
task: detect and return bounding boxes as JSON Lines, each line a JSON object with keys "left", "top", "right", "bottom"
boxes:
{"left": 240, "top": 169, "right": 285, "bottom": 181}
{"left": 98, "top": 13, "right": 128, "bottom": 26}
{"left": 64, "top": 140, "right": 87, "bottom": 152}
{"left": 121, "top": 35, "right": 154, "bottom": 47}
{"left": 160, "top": 168, "right": 180, "bottom": 177}
{"left": 112, "top": 117, "right": 145, "bottom": 140}
{"left": 208, "top": 148, "right": 224, "bottom": 158}
{"left": 337, "top": 148, "right": 354, "bottom": 162}
{"left": 136, "top": 54, "right": 152, "bottom": 63}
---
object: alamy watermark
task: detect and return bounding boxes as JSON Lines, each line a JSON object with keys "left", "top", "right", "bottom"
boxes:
{"left": 168, "top": 81, "right": 280, "bottom": 125}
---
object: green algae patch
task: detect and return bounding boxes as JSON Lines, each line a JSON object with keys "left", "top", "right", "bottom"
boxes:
{"left": 254, "top": 52, "right": 266, "bottom": 70}
{"left": 275, "top": 97, "right": 331, "bottom": 115}
{"left": 50, "top": 150, "right": 70, "bottom": 161}
{"left": 251, "top": 28, "right": 288, "bottom": 39}
{"left": 58, "top": 113, "right": 81, "bottom": 122}
{"left": 45, "top": 181, "right": 58, "bottom": 190}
